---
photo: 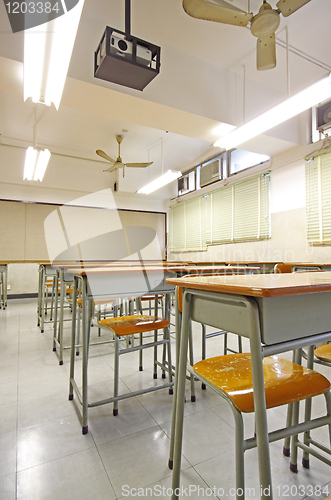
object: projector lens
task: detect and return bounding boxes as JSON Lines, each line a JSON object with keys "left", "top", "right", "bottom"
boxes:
{"left": 118, "top": 40, "right": 128, "bottom": 51}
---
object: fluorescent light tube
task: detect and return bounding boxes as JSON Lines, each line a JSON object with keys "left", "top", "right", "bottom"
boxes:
{"left": 214, "top": 73, "right": 331, "bottom": 150}
{"left": 137, "top": 170, "right": 181, "bottom": 194}
{"left": 24, "top": 147, "right": 51, "bottom": 181}
{"left": 24, "top": 0, "right": 85, "bottom": 109}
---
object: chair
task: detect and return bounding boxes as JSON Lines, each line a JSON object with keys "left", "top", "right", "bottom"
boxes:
{"left": 174, "top": 351, "right": 331, "bottom": 498}
{"left": 315, "top": 343, "right": 331, "bottom": 364}
{"left": 170, "top": 288, "right": 331, "bottom": 499}
{"left": 97, "top": 310, "right": 173, "bottom": 416}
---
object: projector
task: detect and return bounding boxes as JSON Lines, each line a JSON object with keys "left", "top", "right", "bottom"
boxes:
{"left": 109, "top": 35, "right": 152, "bottom": 66}
{"left": 94, "top": 27, "right": 161, "bottom": 91}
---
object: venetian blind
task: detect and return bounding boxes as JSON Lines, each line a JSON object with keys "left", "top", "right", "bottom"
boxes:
{"left": 169, "top": 173, "right": 270, "bottom": 252}
{"left": 306, "top": 150, "right": 331, "bottom": 244}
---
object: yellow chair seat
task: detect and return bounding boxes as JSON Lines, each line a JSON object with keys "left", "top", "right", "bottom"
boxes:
{"left": 315, "top": 344, "right": 331, "bottom": 363}
{"left": 98, "top": 315, "right": 169, "bottom": 337}
{"left": 193, "top": 353, "right": 330, "bottom": 413}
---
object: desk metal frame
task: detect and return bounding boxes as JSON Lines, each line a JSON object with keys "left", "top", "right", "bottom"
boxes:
{"left": 67, "top": 267, "right": 177, "bottom": 434}
{"left": 168, "top": 273, "right": 331, "bottom": 500}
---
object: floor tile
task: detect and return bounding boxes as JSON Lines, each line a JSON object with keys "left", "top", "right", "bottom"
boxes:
{"left": 0, "top": 431, "right": 17, "bottom": 478}
{"left": 17, "top": 414, "right": 94, "bottom": 471}
{"left": 0, "top": 474, "right": 16, "bottom": 500}
{"left": 98, "top": 426, "right": 176, "bottom": 498}
{"left": 1, "top": 297, "right": 331, "bottom": 500}
{"left": 17, "top": 448, "right": 116, "bottom": 500}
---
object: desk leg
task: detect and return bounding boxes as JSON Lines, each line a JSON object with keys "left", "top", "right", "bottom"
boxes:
{"left": 53, "top": 271, "right": 59, "bottom": 352}
{"left": 81, "top": 277, "right": 89, "bottom": 434}
{"left": 40, "top": 267, "right": 46, "bottom": 332}
{"left": 169, "top": 291, "right": 181, "bottom": 469}
{"left": 171, "top": 292, "right": 191, "bottom": 500}
{"left": 53, "top": 270, "right": 59, "bottom": 353}
{"left": 37, "top": 266, "right": 43, "bottom": 325}
{"left": 250, "top": 323, "right": 273, "bottom": 499}
{"left": 58, "top": 271, "right": 65, "bottom": 365}
{"left": 3, "top": 265, "right": 7, "bottom": 308}
{"left": 69, "top": 276, "right": 78, "bottom": 401}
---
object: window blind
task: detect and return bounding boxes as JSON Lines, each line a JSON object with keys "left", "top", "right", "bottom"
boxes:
{"left": 169, "top": 173, "right": 270, "bottom": 252}
{"left": 306, "top": 150, "right": 331, "bottom": 244}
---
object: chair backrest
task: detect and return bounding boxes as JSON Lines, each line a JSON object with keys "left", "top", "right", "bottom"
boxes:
{"left": 177, "top": 286, "right": 183, "bottom": 313}
{"left": 274, "top": 263, "right": 293, "bottom": 274}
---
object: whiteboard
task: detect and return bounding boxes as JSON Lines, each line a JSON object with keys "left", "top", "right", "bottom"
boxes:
{"left": 0, "top": 200, "right": 166, "bottom": 262}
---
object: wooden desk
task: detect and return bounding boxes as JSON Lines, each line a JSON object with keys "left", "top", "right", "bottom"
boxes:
{"left": 165, "top": 272, "right": 331, "bottom": 500}
{"left": 66, "top": 264, "right": 177, "bottom": 434}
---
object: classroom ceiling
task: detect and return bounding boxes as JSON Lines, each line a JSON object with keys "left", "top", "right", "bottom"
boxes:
{"left": 0, "top": 0, "right": 331, "bottom": 199}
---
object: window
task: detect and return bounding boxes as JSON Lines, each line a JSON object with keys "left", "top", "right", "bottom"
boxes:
{"left": 229, "top": 149, "right": 270, "bottom": 175}
{"left": 306, "top": 149, "right": 331, "bottom": 244}
{"left": 169, "top": 173, "right": 270, "bottom": 252}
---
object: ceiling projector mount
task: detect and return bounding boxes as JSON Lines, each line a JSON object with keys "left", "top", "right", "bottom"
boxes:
{"left": 94, "top": 0, "right": 161, "bottom": 90}
{"left": 183, "top": 0, "right": 312, "bottom": 70}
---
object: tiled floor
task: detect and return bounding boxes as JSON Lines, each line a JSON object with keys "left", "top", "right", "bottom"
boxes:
{"left": 0, "top": 298, "right": 331, "bottom": 499}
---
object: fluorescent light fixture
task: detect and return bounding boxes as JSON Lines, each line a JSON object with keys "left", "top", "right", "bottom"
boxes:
{"left": 137, "top": 170, "right": 181, "bottom": 194}
{"left": 24, "top": 147, "right": 51, "bottom": 181}
{"left": 24, "top": 0, "right": 85, "bottom": 109}
{"left": 214, "top": 73, "right": 331, "bottom": 151}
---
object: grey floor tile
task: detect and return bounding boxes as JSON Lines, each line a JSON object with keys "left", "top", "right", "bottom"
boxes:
{"left": 1, "top": 297, "right": 331, "bottom": 500}
{"left": 0, "top": 474, "right": 16, "bottom": 500}
{"left": 98, "top": 426, "right": 175, "bottom": 498}
{"left": 17, "top": 414, "right": 94, "bottom": 471}
{"left": 0, "top": 431, "right": 17, "bottom": 478}
{"left": 17, "top": 448, "right": 116, "bottom": 500}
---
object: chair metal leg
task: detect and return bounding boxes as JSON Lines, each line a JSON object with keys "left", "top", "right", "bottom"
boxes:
{"left": 188, "top": 321, "right": 196, "bottom": 402}
{"left": 283, "top": 350, "right": 296, "bottom": 456}
{"left": 302, "top": 345, "right": 315, "bottom": 468}
{"left": 153, "top": 295, "right": 158, "bottom": 379}
{"left": 232, "top": 405, "right": 245, "bottom": 500}
{"left": 113, "top": 335, "right": 120, "bottom": 416}
{"left": 289, "top": 349, "right": 303, "bottom": 473}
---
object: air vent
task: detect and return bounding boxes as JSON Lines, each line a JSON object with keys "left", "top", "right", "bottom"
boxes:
{"left": 200, "top": 159, "right": 220, "bottom": 188}
{"left": 316, "top": 100, "right": 331, "bottom": 132}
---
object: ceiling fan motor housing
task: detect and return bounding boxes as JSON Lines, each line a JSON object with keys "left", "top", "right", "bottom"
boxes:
{"left": 250, "top": 2, "right": 280, "bottom": 37}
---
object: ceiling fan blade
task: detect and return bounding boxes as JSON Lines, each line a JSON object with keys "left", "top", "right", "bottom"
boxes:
{"left": 125, "top": 162, "right": 153, "bottom": 168}
{"left": 183, "top": 0, "right": 253, "bottom": 26}
{"left": 256, "top": 33, "right": 276, "bottom": 71}
{"left": 276, "top": 0, "right": 311, "bottom": 17}
{"left": 96, "top": 149, "right": 116, "bottom": 163}
{"left": 103, "top": 164, "right": 118, "bottom": 173}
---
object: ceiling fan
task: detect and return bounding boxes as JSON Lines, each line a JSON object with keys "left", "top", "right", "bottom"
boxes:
{"left": 182, "top": 0, "right": 311, "bottom": 70}
{"left": 96, "top": 135, "right": 153, "bottom": 176}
